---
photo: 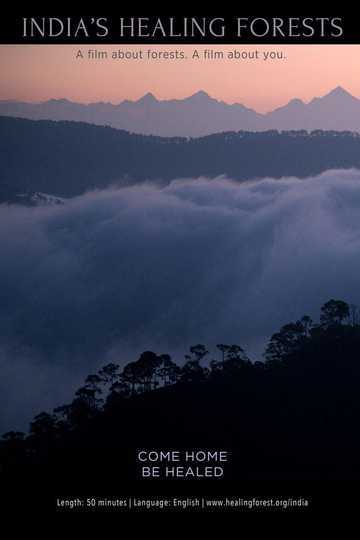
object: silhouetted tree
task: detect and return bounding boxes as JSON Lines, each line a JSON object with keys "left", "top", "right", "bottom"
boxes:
{"left": 122, "top": 361, "right": 141, "bottom": 395}
{"left": 98, "top": 363, "right": 120, "bottom": 387}
{"left": 265, "top": 318, "right": 310, "bottom": 364}
{"left": 53, "top": 404, "right": 72, "bottom": 427}
{"left": 158, "top": 354, "right": 181, "bottom": 386}
{"left": 211, "top": 344, "right": 250, "bottom": 373}
{"left": 300, "top": 315, "right": 313, "bottom": 336}
{"left": 181, "top": 359, "right": 208, "bottom": 383}
{"left": 181, "top": 345, "right": 209, "bottom": 383}
{"left": 320, "top": 299, "right": 350, "bottom": 328}
{"left": 60, "top": 386, "right": 104, "bottom": 427}
{"left": 136, "top": 351, "right": 162, "bottom": 392}
{"left": 223, "top": 344, "right": 250, "bottom": 371}
{"left": 4, "top": 297, "right": 360, "bottom": 494}
{"left": 27, "top": 412, "right": 58, "bottom": 456}
{"left": 85, "top": 374, "right": 103, "bottom": 396}
{"left": 109, "top": 379, "right": 131, "bottom": 399}
{"left": 189, "top": 344, "right": 209, "bottom": 363}
{"left": 29, "top": 412, "right": 56, "bottom": 438}
{"left": 1, "top": 431, "right": 25, "bottom": 442}
{"left": 216, "top": 344, "right": 230, "bottom": 367}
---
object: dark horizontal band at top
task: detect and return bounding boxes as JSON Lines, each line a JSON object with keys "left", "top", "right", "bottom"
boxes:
{"left": 0, "top": 14, "right": 359, "bottom": 44}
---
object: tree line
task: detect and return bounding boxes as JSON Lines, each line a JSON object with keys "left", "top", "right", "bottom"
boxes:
{"left": 1, "top": 298, "right": 357, "bottom": 454}
{"left": 5, "top": 115, "right": 360, "bottom": 203}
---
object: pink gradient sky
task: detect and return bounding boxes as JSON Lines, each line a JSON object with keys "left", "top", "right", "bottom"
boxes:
{"left": 1, "top": 45, "right": 360, "bottom": 112}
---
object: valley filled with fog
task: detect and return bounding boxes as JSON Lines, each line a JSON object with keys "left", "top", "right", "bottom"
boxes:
{"left": 1, "top": 169, "right": 360, "bottom": 432}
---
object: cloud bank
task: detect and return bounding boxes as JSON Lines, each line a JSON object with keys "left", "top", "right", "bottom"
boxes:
{"left": 1, "top": 169, "right": 360, "bottom": 430}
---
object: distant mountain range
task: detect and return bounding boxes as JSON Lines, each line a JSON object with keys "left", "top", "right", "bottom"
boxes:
{"left": 2, "top": 116, "right": 360, "bottom": 203}
{"left": 1, "top": 87, "right": 360, "bottom": 137}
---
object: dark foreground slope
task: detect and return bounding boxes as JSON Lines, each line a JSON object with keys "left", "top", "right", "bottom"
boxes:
{"left": 1, "top": 301, "right": 359, "bottom": 514}
{"left": 2, "top": 116, "right": 360, "bottom": 202}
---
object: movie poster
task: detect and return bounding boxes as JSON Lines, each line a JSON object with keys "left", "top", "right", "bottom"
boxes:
{"left": 0, "top": 13, "right": 359, "bottom": 516}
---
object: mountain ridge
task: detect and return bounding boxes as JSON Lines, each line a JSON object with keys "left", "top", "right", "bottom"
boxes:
{"left": 1, "top": 86, "right": 360, "bottom": 136}
{"left": 2, "top": 115, "right": 360, "bottom": 204}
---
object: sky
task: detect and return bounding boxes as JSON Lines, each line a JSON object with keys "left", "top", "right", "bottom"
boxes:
{"left": 1, "top": 45, "right": 360, "bottom": 112}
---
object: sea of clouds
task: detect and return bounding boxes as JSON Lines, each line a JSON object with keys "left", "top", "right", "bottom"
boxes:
{"left": 1, "top": 169, "right": 360, "bottom": 431}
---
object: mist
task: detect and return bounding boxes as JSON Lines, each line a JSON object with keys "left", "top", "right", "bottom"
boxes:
{"left": 1, "top": 169, "right": 360, "bottom": 432}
